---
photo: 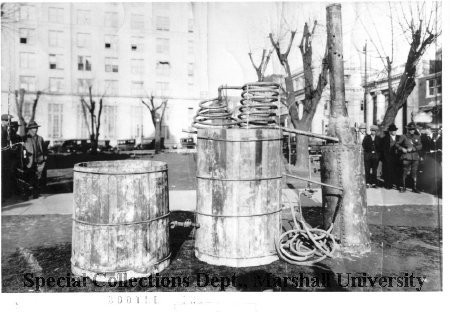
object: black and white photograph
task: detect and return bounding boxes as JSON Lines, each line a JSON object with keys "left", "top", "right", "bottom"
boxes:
{"left": 0, "top": 0, "right": 446, "bottom": 309}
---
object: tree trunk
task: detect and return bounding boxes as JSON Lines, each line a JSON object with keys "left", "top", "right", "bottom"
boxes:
{"left": 323, "top": 3, "right": 370, "bottom": 254}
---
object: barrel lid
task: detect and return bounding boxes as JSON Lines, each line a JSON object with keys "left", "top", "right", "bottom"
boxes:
{"left": 74, "top": 160, "right": 167, "bottom": 175}
{"left": 197, "top": 127, "right": 282, "bottom": 141}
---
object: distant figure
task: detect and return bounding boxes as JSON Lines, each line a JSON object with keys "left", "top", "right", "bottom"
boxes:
{"left": 23, "top": 121, "right": 47, "bottom": 198}
{"left": 362, "top": 125, "right": 381, "bottom": 187}
{"left": 419, "top": 126, "right": 433, "bottom": 158}
{"left": 357, "top": 123, "right": 367, "bottom": 143}
{"left": 382, "top": 124, "right": 401, "bottom": 189}
{"left": 396, "top": 122, "right": 422, "bottom": 193}
{"left": 1, "top": 114, "right": 13, "bottom": 199}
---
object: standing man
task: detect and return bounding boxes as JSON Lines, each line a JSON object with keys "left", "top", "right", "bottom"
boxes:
{"left": 382, "top": 124, "right": 401, "bottom": 189}
{"left": 396, "top": 122, "right": 422, "bottom": 193}
{"left": 23, "top": 121, "right": 47, "bottom": 198}
{"left": 1, "top": 114, "right": 13, "bottom": 200}
{"left": 357, "top": 123, "right": 367, "bottom": 143}
{"left": 362, "top": 125, "right": 381, "bottom": 187}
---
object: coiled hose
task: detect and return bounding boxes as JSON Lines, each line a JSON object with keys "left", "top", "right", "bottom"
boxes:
{"left": 276, "top": 193, "right": 340, "bottom": 266}
{"left": 238, "top": 82, "right": 280, "bottom": 128}
{"left": 192, "top": 98, "right": 239, "bottom": 129}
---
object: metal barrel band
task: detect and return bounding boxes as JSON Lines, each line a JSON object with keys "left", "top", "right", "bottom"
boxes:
{"left": 73, "top": 212, "right": 170, "bottom": 226}
{"left": 196, "top": 175, "right": 282, "bottom": 182}
{"left": 73, "top": 169, "right": 167, "bottom": 175}
{"left": 197, "top": 137, "right": 282, "bottom": 143}
{"left": 195, "top": 209, "right": 282, "bottom": 218}
{"left": 71, "top": 252, "right": 172, "bottom": 274}
{"left": 195, "top": 249, "right": 276, "bottom": 260}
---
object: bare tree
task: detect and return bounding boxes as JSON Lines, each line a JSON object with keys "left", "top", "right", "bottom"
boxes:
{"left": 141, "top": 95, "right": 168, "bottom": 154}
{"left": 80, "top": 86, "right": 104, "bottom": 154}
{"left": 14, "top": 89, "right": 41, "bottom": 137}
{"left": 248, "top": 48, "right": 273, "bottom": 82}
{"left": 360, "top": 2, "right": 441, "bottom": 133}
{"left": 269, "top": 23, "right": 328, "bottom": 171}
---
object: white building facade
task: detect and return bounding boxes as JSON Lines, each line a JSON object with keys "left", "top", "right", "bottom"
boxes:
{"left": 1, "top": 2, "right": 209, "bottom": 146}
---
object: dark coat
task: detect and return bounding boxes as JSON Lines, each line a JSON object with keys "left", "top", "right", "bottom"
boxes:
{"left": 23, "top": 134, "right": 47, "bottom": 168}
{"left": 362, "top": 134, "right": 381, "bottom": 156}
{"left": 396, "top": 133, "right": 422, "bottom": 161}
{"left": 382, "top": 133, "right": 400, "bottom": 158}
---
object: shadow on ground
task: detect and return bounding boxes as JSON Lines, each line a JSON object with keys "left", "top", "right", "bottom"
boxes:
{"left": 1, "top": 208, "right": 442, "bottom": 292}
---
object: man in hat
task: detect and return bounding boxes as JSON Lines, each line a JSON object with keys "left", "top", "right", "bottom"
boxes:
{"left": 362, "top": 125, "right": 381, "bottom": 187}
{"left": 23, "top": 121, "right": 47, "bottom": 198}
{"left": 382, "top": 124, "right": 401, "bottom": 189}
{"left": 1, "top": 114, "right": 13, "bottom": 199}
{"left": 357, "top": 123, "right": 367, "bottom": 143}
{"left": 396, "top": 122, "right": 422, "bottom": 193}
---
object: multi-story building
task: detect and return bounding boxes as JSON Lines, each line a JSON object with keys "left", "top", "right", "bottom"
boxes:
{"left": 290, "top": 66, "right": 365, "bottom": 134}
{"left": 1, "top": 2, "right": 208, "bottom": 146}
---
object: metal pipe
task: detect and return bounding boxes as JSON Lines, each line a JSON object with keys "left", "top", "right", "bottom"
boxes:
{"left": 275, "top": 126, "right": 339, "bottom": 142}
{"left": 284, "top": 173, "right": 343, "bottom": 191}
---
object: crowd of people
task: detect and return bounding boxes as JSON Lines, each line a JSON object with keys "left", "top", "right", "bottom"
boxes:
{"left": 359, "top": 122, "right": 442, "bottom": 194}
{"left": 1, "top": 114, "right": 47, "bottom": 201}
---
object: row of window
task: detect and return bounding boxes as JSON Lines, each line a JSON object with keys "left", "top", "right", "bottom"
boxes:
{"left": 18, "top": 5, "right": 194, "bottom": 32}
{"left": 19, "top": 29, "right": 194, "bottom": 55}
{"left": 18, "top": 76, "right": 193, "bottom": 97}
{"left": 19, "top": 52, "right": 194, "bottom": 77}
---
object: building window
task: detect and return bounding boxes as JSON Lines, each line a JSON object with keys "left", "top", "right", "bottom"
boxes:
{"left": 156, "top": 61, "right": 170, "bottom": 77}
{"left": 77, "top": 56, "right": 92, "bottom": 71}
{"left": 19, "top": 5, "right": 35, "bottom": 20}
{"left": 76, "top": 33, "right": 91, "bottom": 48}
{"left": 101, "top": 105, "right": 117, "bottom": 139}
{"left": 131, "top": 81, "right": 144, "bottom": 96}
{"left": 49, "top": 54, "right": 63, "bottom": 70}
{"left": 131, "top": 36, "right": 144, "bottom": 52}
{"left": 49, "top": 30, "right": 64, "bottom": 47}
{"left": 130, "top": 14, "right": 144, "bottom": 29}
{"left": 105, "top": 80, "right": 118, "bottom": 96}
{"left": 104, "top": 34, "right": 118, "bottom": 50}
{"left": 156, "top": 16, "right": 169, "bottom": 31}
{"left": 104, "top": 12, "right": 119, "bottom": 28}
{"left": 130, "top": 59, "right": 144, "bottom": 75}
{"left": 19, "top": 52, "right": 35, "bottom": 69}
{"left": 77, "top": 79, "right": 92, "bottom": 94}
{"left": 188, "top": 40, "right": 194, "bottom": 54}
{"left": 77, "top": 9, "right": 90, "bottom": 25}
{"left": 156, "top": 81, "right": 169, "bottom": 97}
{"left": 188, "top": 63, "right": 194, "bottom": 77}
{"left": 188, "top": 18, "right": 194, "bottom": 33}
{"left": 105, "top": 57, "right": 119, "bottom": 73}
{"left": 49, "top": 78, "right": 64, "bottom": 93}
{"left": 19, "top": 76, "right": 36, "bottom": 92}
{"left": 19, "top": 28, "right": 34, "bottom": 45}
{"left": 156, "top": 38, "right": 169, "bottom": 54}
{"left": 49, "top": 7, "right": 64, "bottom": 23}
{"left": 427, "top": 77, "right": 442, "bottom": 97}
{"left": 48, "top": 103, "right": 63, "bottom": 138}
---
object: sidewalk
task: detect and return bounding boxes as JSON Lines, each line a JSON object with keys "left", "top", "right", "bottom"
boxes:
{"left": 1, "top": 188, "right": 440, "bottom": 216}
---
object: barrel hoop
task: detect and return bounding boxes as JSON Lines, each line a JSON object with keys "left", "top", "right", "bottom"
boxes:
{"left": 72, "top": 212, "right": 170, "bottom": 226}
{"left": 197, "top": 137, "right": 282, "bottom": 143}
{"left": 71, "top": 252, "right": 172, "bottom": 274}
{"left": 195, "top": 209, "right": 281, "bottom": 218}
{"left": 197, "top": 175, "right": 282, "bottom": 181}
{"left": 73, "top": 169, "right": 167, "bottom": 175}
{"left": 195, "top": 249, "right": 276, "bottom": 259}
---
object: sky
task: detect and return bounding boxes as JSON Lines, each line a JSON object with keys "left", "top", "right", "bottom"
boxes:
{"left": 206, "top": 1, "right": 441, "bottom": 86}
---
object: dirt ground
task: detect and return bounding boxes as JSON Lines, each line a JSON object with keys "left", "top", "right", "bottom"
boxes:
{"left": 1, "top": 205, "right": 441, "bottom": 292}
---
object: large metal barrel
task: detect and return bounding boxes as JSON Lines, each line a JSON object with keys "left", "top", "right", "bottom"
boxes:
{"left": 195, "top": 128, "right": 282, "bottom": 267}
{"left": 71, "top": 160, "right": 170, "bottom": 281}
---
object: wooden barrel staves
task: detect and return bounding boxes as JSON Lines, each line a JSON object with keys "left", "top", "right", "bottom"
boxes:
{"left": 195, "top": 128, "right": 282, "bottom": 267}
{"left": 71, "top": 160, "right": 170, "bottom": 282}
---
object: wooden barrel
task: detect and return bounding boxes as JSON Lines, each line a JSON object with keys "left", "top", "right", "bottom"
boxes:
{"left": 195, "top": 128, "right": 282, "bottom": 267}
{"left": 71, "top": 160, "right": 170, "bottom": 281}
